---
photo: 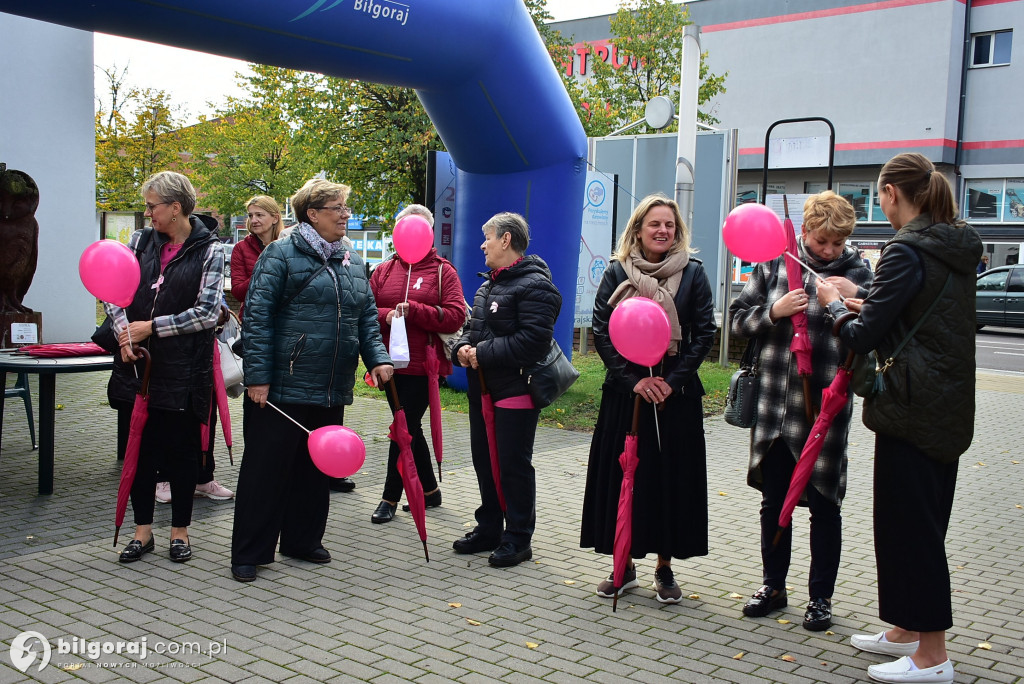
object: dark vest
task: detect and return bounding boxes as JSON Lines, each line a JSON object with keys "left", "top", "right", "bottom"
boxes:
{"left": 863, "top": 221, "right": 978, "bottom": 462}
{"left": 108, "top": 218, "right": 218, "bottom": 420}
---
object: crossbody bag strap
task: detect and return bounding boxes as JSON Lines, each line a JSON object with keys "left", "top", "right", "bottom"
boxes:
{"left": 281, "top": 261, "right": 330, "bottom": 310}
{"left": 880, "top": 271, "right": 953, "bottom": 371}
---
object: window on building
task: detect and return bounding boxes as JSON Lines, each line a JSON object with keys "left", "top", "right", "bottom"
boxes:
{"left": 838, "top": 182, "right": 871, "bottom": 220}
{"left": 971, "top": 30, "right": 1012, "bottom": 67}
{"left": 965, "top": 179, "right": 1024, "bottom": 222}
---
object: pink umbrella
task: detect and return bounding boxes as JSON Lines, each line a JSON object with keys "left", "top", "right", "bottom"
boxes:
{"left": 387, "top": 379, "right": 429, "bottom": 562}
{"left": 477, "top": 368, "right": 506, "bottom": 512}
{"left": 774, "top": 352, "right": 855, "bottom": 545}
{"left": 114, "top": 347, "right": 151, "bottom": 546}
{"left": 17, "top": 342, "right": 107, "bottom": 357}
{"left": 782, "top": 196, "right": 816, "bottom": 423}
{"left": 423, "top": 345, "right": 443, "bottom": 482}
{"left": 611, "top": 394, "right": 643, "bottom": 613}
{"left": 210, "top": 342, "right": 234, "bottom": 465}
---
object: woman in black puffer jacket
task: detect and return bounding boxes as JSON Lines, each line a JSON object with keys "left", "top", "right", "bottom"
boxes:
{"left": 450, "top": 212, "right": 561, "bottom": 568}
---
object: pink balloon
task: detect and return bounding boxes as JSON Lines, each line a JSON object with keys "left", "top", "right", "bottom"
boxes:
{"left": 392, "top": 214, "right": 433, "bottom": 264}
{"left": 308, "top": 425, "right": 366, "bottom": 478}
{"left": 722, "top": 203, "right": 787, "bottom": 263}
{"left": 608, "top": 297, "right": 672, "bottom": 367}
{"left": 78, "top": 240, "right": 142, "bottom": 307}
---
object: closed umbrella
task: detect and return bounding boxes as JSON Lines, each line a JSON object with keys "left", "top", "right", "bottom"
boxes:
{"left": 477, "top": 368, "right": 506, "bottom": 512}
{"left": 782, "top": 196, "right": 816, "bottom": 423}
{"left": 612, "top": 394, "right": 643, "bottom": 612}
{"left": 423, "top": 344, "right": 444, "bottom": 482}
{"left": 17, "top": 342, "right": 107, "bottom": 357}
{"left": 210, "top": 342, "right": 234, "bottom": 465}
{"left": 113, "top": 347, "right": 151, "bottom": 546}
{"left": 387, "top": 379, "right": 429, "bottom": 562}
{"left": 774, "top": 351, "right": 855, "bottom": 545}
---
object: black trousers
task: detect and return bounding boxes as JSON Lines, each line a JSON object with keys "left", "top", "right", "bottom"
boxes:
{"left": 117, "top": 398, "right": 215, "bottom": 483}
{"left": 382, "top": 374, "right": 439, "bottom": 502}
{"left": 467, "top": 386, "right": 540, "bottom": 548}
{"left": 129, "top": 405, "right": 200, "bottom": 528}
{"left": 230, "top": 398, "right": 341, "bottom": 565}
{"left": 759, "top": 439, "right": 843, "bottom": 598}
{"left": 874, "top": 433, "right": 958, "bottom": 632}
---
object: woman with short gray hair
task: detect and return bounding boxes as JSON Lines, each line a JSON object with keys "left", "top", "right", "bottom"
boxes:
{"left": 450, "top": 211, "right": 562, "bottom": 568}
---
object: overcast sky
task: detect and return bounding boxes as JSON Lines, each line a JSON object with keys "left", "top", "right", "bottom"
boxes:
{"left": 92, "top": 0, "right": 621, "bottom": 124}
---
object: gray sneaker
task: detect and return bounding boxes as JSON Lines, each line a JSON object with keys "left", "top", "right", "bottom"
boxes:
{"left": 652, "top": 565, "right": 683, "bottom": 604}
{"left": 596, "top": 565, "right": 639, "bottom": 598}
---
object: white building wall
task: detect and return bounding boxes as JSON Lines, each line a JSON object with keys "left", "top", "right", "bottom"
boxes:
{"left": 0, "top": 14, "right": 96, "bottom": 342}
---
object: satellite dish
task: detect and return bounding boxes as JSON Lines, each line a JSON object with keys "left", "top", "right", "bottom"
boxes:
{"left": 644, "top": 96, "right": 675, "bottom": 130}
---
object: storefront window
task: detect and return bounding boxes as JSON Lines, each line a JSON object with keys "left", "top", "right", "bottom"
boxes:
{"left": 838, "top": 182, "right": 871, "bottom": 220}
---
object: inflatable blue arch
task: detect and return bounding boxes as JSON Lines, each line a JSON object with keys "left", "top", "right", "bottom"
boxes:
{"left": 0, "top": 0, "right": 587, "bottom": 367}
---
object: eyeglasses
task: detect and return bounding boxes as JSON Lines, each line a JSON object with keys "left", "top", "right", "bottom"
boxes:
{"left": 145, "top": 202, "right": 169, "bottom": 212}
{"left": 313, "top": 204, "right": 350, "bottom": 215}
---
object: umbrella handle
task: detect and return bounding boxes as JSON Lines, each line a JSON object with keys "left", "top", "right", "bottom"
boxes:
{"left": 630, "top": 394, "right": 642, "bottom": 434}
{"left": 134, "top": 347, "right": 152, "bottom": 396}
{"left": 477, "top": 366, "right": 489, "bottom": 395}
{"left": 387, "top": 377, "right": 403, "bottom": 410}
{"left": 840, "top": 349, "right": 856, "bottom": 371}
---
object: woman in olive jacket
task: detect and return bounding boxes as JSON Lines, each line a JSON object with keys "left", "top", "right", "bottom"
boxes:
{"left": 230, "top": 178, "right": 393, "bottom": 583}
{"left": 818, "top": 153, "right": 982, "bottom": 684}
{"left": 450, "top": 212, "right": 561, "bottom": 568}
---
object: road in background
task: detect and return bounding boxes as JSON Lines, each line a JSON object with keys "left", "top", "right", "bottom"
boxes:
{"left": 977, "top": 327, "right": 1024, "bottom": 373}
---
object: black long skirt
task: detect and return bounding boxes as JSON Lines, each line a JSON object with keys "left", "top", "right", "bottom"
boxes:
{"left": 580, "top": 385, "right": 708, "bottom": 560}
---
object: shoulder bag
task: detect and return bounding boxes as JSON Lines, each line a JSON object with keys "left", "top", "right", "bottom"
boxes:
{"left": 724, "top": 333, "right": 762, "bottom": 428}
{"left": 522, "top": 340, "right": 580, "bottom": 409}
{"left": 435, "top": 262, "right": 470, "bottom": 358}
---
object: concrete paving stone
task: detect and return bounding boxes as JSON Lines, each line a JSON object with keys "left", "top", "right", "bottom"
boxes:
{"left": 332, "top": 640, "right": 388, "bottom": 665}
{"left": 541, "top": 672, "right": 592, "bottom": 684}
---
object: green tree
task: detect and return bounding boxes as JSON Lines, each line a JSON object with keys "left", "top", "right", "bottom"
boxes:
{"left": 95, "top": 68, "right": 183, "bottom": 212}
{"left": 551, "top": 0, "right": 727, "bottom": 138}
{"left": 182, "top": 64, "right": 317, "bottom": 220}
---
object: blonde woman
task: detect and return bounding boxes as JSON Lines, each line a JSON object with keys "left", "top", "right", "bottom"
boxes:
{"left": 580, "top": 194, "right": 716, "bottom": 603}
{"left": 231, "top": 195, "right": 283, "bottom": 319}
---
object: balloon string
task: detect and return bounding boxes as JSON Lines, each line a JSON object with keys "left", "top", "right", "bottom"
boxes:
{"left": 650, "top": 367, "right": 662, "bottom": 451}
{"left": 784, "top": 251, "right": 845, "bottom": 302}
{"left": 265, "top": 401, "right": 311, "bottom": 434}
{"left": 403, "top": 263, "right": 412, "bottom": 305}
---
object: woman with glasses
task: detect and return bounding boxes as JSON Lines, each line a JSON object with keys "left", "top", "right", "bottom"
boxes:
{"left": 230, "top": 178, "right": 393, "bottom": 583}
{"left": 106, "top": 170, "right": 225, "bottom": 565}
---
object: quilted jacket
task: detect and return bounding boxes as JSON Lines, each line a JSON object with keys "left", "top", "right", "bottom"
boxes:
{"left": 452, "top": 254, "right": 562, "bottom": 402}
{"left": 835, "top": 215, "right": 982, "bottom": 462}
{"left": 242, "top": 229, "right": 391, "bottom": 407}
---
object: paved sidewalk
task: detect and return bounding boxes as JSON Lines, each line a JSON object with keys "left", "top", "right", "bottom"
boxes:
{"left": 1, "top": 369, "right": 1022, "bottom": 683}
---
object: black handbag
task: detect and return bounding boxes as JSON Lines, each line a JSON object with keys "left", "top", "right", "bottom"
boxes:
{"left": 724, "top": 335, "right": 762, "bottom": 428}
{"left": 522, "top": 340, "right": 580, "bottom": 409}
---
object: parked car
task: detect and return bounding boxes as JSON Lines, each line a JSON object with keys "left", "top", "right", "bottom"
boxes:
{"left": 976, "top": 264, "right": 1024, "bottom": 330}
{"left": 223, "top": 242, "right": 234, "bottom": 281}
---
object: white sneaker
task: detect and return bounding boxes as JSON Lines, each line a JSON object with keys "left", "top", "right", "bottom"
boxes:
{"left": 851, "top": 631, "right": 920, "bottom": 657}
{"left": 868, "top": 656, "right": 954, "bottom": 683}
{"left": 155, "top": 481, "right": 172, "bottom": 504}
{"left": 194, "top": 480, "right": 234, "bottom": 500}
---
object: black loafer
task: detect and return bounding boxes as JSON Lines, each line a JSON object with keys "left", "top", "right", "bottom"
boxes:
{"left": 488, "top": 542, "right": 533, "bottom": 568}
{"left": 118, "top": 537, "right": 154, "bottom": 563}
{"left": 329, "top": 477, "right": 355, "bottom": 493}
{"left": 802, "top": 597, "right": 832, "bottom": 631}
{"left": 231, "top": 564, "right": 257, "bottom": 582}
{"left": 169, "top": 539, "right": 192, "bottom": 563}
{"left": 371, "top": 501, "right": 397, "bottom": 524}
{"left": 452, "top": 530, "right": 501, "bottom": 555}
{"left": 403, "top": 489, "right": 442, "bottom": 512}
{"left": 742, "top": 585, "right": 787, "bottom": 617}
{"left": 281, "top": 547, "right": 332, "bottom": 564}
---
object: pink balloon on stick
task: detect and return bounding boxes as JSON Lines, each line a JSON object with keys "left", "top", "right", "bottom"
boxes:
{"left": 722, "top": 203, "right": 787, "bottom": 263}
{"left": 79, "top": 240, "right": 142, "bottom": 307}
{"left": 608, "top": 297, "right": 672, "bottom": 367}
{"left": 392, "top": 214, "right": 433, "bottom": 264}
{"left": 308, "top": 425, "right": 366, "bottom": 478}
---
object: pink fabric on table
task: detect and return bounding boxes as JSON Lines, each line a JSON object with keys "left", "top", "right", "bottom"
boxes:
{"left": 494, "top": 394, "right": 535, "bottom": 410}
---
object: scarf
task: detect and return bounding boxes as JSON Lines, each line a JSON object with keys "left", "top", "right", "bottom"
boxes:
{"left": 298, "top": 222, "right": 348, "bottom": 262}
{"left": 607, "top": 249, "right": 689, "bottom": 356}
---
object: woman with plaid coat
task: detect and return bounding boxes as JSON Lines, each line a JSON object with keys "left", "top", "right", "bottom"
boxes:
{"left": 728, "top": 191, "right": 873, "bottom": 631}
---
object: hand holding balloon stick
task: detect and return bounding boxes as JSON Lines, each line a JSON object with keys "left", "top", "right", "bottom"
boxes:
{"left": 608, "top": 297, "right": 672, "bottom": 450}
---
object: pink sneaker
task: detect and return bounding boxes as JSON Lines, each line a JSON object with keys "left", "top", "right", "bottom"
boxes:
{"left": 155, "top": 481, "right": 172, "bottom": 504}
{"left": 194, "top": 480, "right": 234, "bottom": 500}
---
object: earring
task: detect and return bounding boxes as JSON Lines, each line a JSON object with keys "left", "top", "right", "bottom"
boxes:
{"left": 171, "top": 216, "right": 177, "bottom": 222}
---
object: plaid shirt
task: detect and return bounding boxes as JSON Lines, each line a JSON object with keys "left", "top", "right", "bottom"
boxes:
{"left": 729, "top": 244, "right": 873, "bottom": 506}
{"left": 105, "top": 228, "right": 225, "bottom": 338}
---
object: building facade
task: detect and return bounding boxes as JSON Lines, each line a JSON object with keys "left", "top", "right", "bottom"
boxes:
{"left": 554, "top": 0, "right": 1024, "bottom": 264}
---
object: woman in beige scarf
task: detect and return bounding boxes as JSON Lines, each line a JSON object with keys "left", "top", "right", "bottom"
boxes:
{"left": 580, "top": 194, "right": 717, "bottom": 604}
